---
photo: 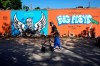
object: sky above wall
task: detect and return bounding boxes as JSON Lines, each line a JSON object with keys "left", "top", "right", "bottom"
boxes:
{"left": 21, "top": 0, "right": 100, "bottom": 9}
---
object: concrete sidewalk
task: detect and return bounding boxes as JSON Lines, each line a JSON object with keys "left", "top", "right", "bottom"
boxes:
{"left": 0, "top": 38, "right": 100, "bottom": 66}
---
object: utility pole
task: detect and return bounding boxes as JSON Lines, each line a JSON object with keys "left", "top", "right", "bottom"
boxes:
{"left": 89, "top": 0, "right": 90, "bottom": 8}
{"left": 30, "top": 4, "right": 32, "bottom": 10}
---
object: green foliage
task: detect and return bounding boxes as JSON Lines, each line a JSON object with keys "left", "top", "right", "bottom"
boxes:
{"left": 0, "top": 0, "right": 22, "bottom": 9}
{"left": 0, "top": 0, "right": 3, "bottom": 8}
{"left": 2, "top": 0, "right": 11, "bottom": 9}
{"left": 10, "top": 0, "right": 22, "bottom": 9}
{"left": 23, "top": 5, "right": 29, "bottom": 10}
{"left": 34, "top": 7, "right": 40, "bottom": 10}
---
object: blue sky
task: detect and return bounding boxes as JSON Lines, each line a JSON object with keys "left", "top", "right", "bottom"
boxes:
{"left": 21, "top": 0, "right": 100, "bottom": 9}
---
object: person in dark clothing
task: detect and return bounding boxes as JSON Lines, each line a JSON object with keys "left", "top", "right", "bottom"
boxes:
{"left": 50, "top": 22, "right": 61, "bottom": 49}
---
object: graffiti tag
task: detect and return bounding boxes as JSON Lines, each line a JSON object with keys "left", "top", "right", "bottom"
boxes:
{"left": 57, "top": 15, "right": 92, "bottom": 25}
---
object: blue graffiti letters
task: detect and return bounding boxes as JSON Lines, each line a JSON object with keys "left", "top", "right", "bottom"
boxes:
{"left": 57, "top": 15, "right": 92, "bottom": 25}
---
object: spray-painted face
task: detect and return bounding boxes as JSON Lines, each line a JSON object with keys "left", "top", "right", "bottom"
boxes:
{"left": 26, "top": 18, "right": 33, "bottom": 29}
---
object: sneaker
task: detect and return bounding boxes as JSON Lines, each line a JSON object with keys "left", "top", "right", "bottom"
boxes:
{"left": 59, "top": 47, "right": 62, "bottom": 49}
{"left": 54, "top": 48, "right": 56, "bottom": 50}
{"left": 59, "top": 47, "right": 61, "bottom": 48}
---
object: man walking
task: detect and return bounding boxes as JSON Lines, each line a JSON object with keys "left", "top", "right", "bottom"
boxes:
{"left": 50, "top": 22, "right": 61, "bottom": 49}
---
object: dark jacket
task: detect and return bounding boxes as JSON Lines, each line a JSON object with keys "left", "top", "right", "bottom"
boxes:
{"left": 51, "top": 25, "right": 59, "bottom": 36}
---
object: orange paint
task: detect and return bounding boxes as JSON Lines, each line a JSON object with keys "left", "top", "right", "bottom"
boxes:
{"left": 0, "top": 10, "right": 11, "bottom": 35}
{"left": 48, "top": 8, "right": 100, "bottom": 37}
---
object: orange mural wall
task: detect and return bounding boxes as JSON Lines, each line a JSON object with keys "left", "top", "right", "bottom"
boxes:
{"left": 48, "top": 8, "right": 100, "bottom": 37}
{"left": 0, "top": 10, "right": 11, "bottom": 35}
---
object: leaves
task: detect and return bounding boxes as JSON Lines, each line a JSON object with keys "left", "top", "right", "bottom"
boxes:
{"left": 34, "top": 7, "right": 40, "bottom": 10}
{"left": 0, "top": 0, "right": 22, "bottom": 9}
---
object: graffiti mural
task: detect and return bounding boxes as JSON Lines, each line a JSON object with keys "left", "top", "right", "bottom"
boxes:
{"left": 48, "top": 9, "right": 100, "bottom": 37}
{"left": 11, "top": 10, "right": 48, "bottom": 36}
{"left": 0, "top": 10, "right": 11, "bottom": 36}
{"left": 0, "top": 8, "right": 100, "bottom": 37}
{"left": 57, "top": 15, "right": 92, "bottom": 25}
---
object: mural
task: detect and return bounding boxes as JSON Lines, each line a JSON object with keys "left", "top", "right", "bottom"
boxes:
{"left": 0, "top": 10, "right": 11, "bottom": 36}
{"left": 11, "top": 10, "right": 48, "bottom": 36}
{"left": 57, "top": 15, "right": 92, "bottom": 25}
{"left": 0, "top": 8, "right": 100, "bottom": 37}
{"left": 48, "top": 9, "right": 100, "bottom": 37}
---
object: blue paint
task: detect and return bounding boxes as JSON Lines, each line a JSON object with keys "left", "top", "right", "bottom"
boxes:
{"left": 11, "top": 10, "right": 48, "bottom": 36}
{"left": 57, "top": 15, "right": 92, "bottom": 25}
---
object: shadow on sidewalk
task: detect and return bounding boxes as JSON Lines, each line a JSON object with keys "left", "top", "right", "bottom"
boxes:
{"left": 0, "top": 38, "right": 100, "bottom": 66}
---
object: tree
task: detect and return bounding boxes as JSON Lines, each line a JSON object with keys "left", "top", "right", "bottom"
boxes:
{"left": 2, "top": 0, "right": 11, "bottom": 9}
{"left": 0, "top": 0, "right": 3, "bottom": 9}
{"left": 10, "top": 0, "right": 22, "bottom": 9}
{"left": 23, "top": 5, "right": 29, "bottom": 10}
{"left": 1, "top": 0, "right": 22, "bottom": 9}
{"left": 34, "top": 7, "right": 40, "bottom": 10}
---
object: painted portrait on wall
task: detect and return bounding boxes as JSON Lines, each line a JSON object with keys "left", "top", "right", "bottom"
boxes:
{"left": 11, "top": 10, "right": 48, "bottom": 36}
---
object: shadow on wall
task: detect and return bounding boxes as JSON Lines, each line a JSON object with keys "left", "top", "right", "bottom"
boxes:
{"left": 1, "top": 22, "right": 11, "bottom": 37}
{"left": 78, "top": 27, "right": 95, "bottom": 38}
{"left": 0, "top": 32, "right": 2, "bottom": 37}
